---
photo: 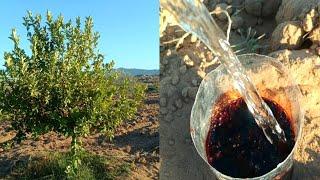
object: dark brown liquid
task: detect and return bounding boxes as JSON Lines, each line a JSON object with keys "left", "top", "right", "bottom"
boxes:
{"left": 206, "top": 97, "right": 295, "bottom": 178}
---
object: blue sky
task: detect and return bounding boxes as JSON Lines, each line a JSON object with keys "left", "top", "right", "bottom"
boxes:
{"left": 0, "top": 0, "right": 159, "bottom": 69}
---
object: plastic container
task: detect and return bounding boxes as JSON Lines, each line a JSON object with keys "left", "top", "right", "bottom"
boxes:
{"left": 190, "top": 54, "right": 304, "bottom": 179}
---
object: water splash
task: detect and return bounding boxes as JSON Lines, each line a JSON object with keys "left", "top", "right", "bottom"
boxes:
{"left": 161, "top": 0, "right": 286, "bottom": 144}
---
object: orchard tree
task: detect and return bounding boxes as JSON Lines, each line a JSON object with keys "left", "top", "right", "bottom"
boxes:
{"left": 0, "top": 11, "right": 145, "bottom": 175}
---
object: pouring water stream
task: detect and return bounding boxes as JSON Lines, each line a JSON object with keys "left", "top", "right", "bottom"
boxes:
{"left": 161, "top": 0, "right": 286, "bottom": 144}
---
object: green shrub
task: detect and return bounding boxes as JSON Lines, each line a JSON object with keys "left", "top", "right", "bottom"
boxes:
{"left": 147, "top": 84, "right": 159, "bottom": 93}
{"left": 0, "top": 11, "right": 145, "bottom": 176}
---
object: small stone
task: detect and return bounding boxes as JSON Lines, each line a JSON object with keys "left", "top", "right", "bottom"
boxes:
{"left": 135, "top": 152, "right": 141, "bottom": 158}
{"left": 168, "top": 139, "right": 175, "bottom": 145}
{"left": 165, "top": 114, "right": 173, "bottom": 123}
{"left": 183, "top": 55, "right": 194, "bottom": 67}
{"left": 316, "top": 47, "right": 320, "bottom": 56}
{"left": 231, "top": 15, "right": 244, "bottom": 29}
{"left": 226, "top": 0, "right": 233, "bottom": 4}
{"left": 160, "top": 97, "right": 167, "bottom": 107}
{"left": 166, "top": 85, "right": 176, "bottom": 97}
{"left": 171, "top": 75, "right": 179, "bottom": 85}
{"left": 247, "top": 1, "right": 278, "bottom": 17}
{"left": 303, "top": 9, "right": 317, "bottom": 32}
{"left": 196, "top": 40, "right": 201, "bottom": 47}
{"left": 166, "top": 49, "right": 172, "bottom": 56}
{"left": 191, "top": 34, "right": 197, "bottom": 42}
{"left": 182, "top": 87, "right": 189, "bottom": 98}
{"left": 192, "top": 79, "right": 198, "bottom": 86}
{"left": 161, "top": 108, "right": 168, "bottom": 115}
{"left": 206, "top": 51, "right": 214, "bottom": 61}
{"left": 139, "top": 157, "right": 147, "bottom": 164}
{"left": 170, "top": 105, "right": 177, "bottom": 112}
{"left": 179, "top": 65, "right": 187, "bottom": 74}
{"left": 166, "top": 26, "right": 175, "bottom": 35}
{"left": 197, "top": 70, "right": 206, "bottom": 78}
{"left": 309, "top": 26, "right": 320, "bottom": 44}
{"left": 276, "top": 0, "right": 319, "bottom": 23}
{"left": 245, "top": 0, "right": 262, "bottom": 16}
{"left": 175, "top": 99, "right": 183, "bottom": 109}
{"left": 214, "top": 3, "right": 232, "bottom": 21}
{"left": 310, "top": 44, "right": 318, "bottom": 50}
{"left": 199, "top": 52, "right": 205, "bottom": 59}
{"left": 271, "top": 21, "right": 304, "bottom": 51}
{"left": 261, "top": 0, "right": 281, "bottom": 17}
{"left": 162, "top": 58, "right": 168, "bottom": 65}
{"left": 188, "top": 87, "right": 198, "bottom": 99}
{"left": 124, "top": 145, "right": 131, "bottom": 153}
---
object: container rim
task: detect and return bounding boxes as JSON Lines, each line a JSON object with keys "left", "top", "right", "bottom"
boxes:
{"left": 190, "top": 53, "right": 305, "bottom": 179}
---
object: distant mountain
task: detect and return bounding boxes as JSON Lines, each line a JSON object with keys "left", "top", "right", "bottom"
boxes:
{"left": 117, "top": 68, "right": 159, "bottom": 76}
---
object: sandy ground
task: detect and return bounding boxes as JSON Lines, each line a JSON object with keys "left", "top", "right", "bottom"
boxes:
{"left": 270, "top": 49, "right": 320, "bottom": 179}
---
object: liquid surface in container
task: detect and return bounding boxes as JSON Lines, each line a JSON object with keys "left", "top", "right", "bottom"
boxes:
{"left": 205, "top": 96, "right": 295, "bottom": 178}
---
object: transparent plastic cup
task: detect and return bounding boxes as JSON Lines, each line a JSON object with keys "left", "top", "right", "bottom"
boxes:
{"left": 190, "top": 54, "right": 304, "bottom": 179}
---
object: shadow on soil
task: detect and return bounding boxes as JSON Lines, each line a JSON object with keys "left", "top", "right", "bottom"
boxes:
{"left": 0, "top": 151, "right": 131, "bottom": 179}
{"left": 293, "top": 148, "right": 320, "bottom": 180}
{"left": 113, "top": 127, "right": 159, "bottom": 153}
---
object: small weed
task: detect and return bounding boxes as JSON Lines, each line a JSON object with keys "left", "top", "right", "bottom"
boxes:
{"left": 6, "top": 151, "right": 132, "bottom": 180}
{"left": 1, "top": 140, "right": 14, "bottom": 150}
{"left": 147, "top": 84, "right": 159, "bottom": 93}
{"left": 232, "top": 27, "right": 267, "bottom": 54}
